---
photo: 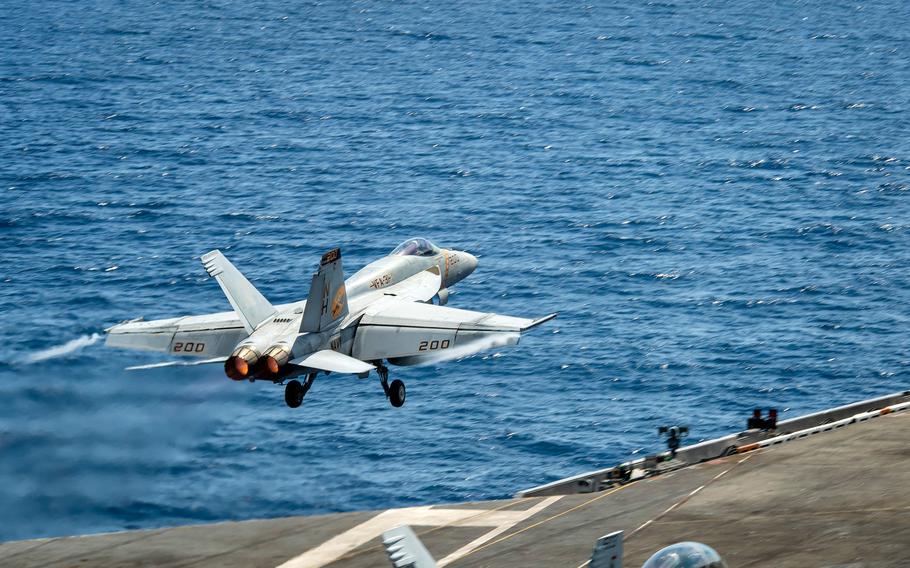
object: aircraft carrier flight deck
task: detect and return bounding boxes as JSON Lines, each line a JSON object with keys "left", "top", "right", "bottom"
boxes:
{"left": 2, "top": 390, "right": 908, "bottom": 567}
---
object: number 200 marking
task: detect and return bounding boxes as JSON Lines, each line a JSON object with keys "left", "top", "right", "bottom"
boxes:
{"left": 418, "top": 339, "right": 450, "bottom": 351}
{"left": 173, "top": 342, "right": 205, "bottom": 353}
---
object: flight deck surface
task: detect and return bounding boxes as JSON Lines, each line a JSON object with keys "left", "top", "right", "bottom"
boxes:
{"left": 3, "top": 396, "right": 908, "bottom": 567}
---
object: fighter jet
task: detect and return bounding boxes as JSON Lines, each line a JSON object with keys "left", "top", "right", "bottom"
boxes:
{"left": 106, "top": 238, "right": 556, "bottom": 408}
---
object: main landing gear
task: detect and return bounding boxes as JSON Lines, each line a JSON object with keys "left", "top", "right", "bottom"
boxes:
{"left": 376, "top": 361, "right": 406, "bottom": 408}
{"left": 283, "top": 364, "right": 406, "bottom": 409}
{"left": 284, "top": 373, "right": 316, "bottom": 408}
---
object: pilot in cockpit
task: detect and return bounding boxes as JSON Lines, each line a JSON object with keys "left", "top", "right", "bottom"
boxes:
{"left": 391, "top": 238, "right": 440, "bottom": 258}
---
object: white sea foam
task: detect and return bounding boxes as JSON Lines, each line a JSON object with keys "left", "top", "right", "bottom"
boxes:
{"left": 25, "top": 333, "right": 102, "bottom": 363}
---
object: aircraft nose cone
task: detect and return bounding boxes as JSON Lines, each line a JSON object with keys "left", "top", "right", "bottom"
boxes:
{"left": 443, "top": 250, "right": 479, "bottom": 286}
{"left": 464, "top": 252, "right": 478, "bottom": 274}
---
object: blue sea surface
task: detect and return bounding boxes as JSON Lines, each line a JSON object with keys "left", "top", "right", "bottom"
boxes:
{"left": 1, "top": 0, "right": 908, "bottom": 542}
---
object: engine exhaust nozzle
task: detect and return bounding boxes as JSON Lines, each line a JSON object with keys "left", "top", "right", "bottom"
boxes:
{"left": 225, "top": 346, "right": 259, "bottom": 381}
{"left": 260, "top": 345, "right": 291, "bottom": 377}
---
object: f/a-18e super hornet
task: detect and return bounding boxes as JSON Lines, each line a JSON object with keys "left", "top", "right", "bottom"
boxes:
{"left": 106, "top": 238, "right": 556, "bottom": 408}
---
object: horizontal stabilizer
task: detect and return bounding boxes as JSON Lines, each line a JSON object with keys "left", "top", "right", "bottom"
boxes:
{"left": 126, "top": 357, "right": 227, "bottom": 371}
{"left": 201, "top": 250, "right": 276, "bottom": 334}
{"left": 290, "top": 350, "right": 374, "bottom": 374}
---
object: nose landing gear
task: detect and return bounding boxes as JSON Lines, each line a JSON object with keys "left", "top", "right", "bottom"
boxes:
{"left": 376, "top": 361, "right": 406, "bottom": 408}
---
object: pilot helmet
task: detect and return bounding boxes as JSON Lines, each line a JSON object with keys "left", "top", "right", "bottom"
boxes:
{"left": 640, "top": 542, "right": 728, "bottom": 568}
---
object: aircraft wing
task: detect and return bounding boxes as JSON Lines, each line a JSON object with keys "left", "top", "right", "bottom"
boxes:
{"left": 108, "top": 249, "right": 287, "bottom": 361}
{"left": 126, "top": 357, "right": 228, "bottom": 371}
{"left": 380, "top": 267, "right": 442, "bottom": 303}
{"left": 105, "top": 310, "right": 248, "bottom": 358}
{"left": 351, "top": 297, "right": 556, "bottom": 363}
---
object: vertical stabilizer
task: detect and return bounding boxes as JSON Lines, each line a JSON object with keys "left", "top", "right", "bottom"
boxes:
{"left": 201, "top": 250, "right": 276, "bottom": 334}
{"left": 301, "top": 248, "right": 348, "bottom": 333}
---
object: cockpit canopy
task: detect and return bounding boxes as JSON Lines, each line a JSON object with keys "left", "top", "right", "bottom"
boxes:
{"left": 391, "top": 237, "right": 441, "bottom": 257}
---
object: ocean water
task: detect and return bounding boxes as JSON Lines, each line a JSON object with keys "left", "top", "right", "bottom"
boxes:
{"left": 1, "top": 0, "right": 908, "bottom": 542}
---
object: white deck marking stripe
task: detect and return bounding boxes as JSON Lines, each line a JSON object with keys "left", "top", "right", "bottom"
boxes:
{"left": 632, "top": 519, "right": 654, "bottom": 533}
{"left": 457, "top": 482, "right": 640, "bottom": 562}
{"left": 629, "top": 454, "right": 754, "bottom": 540}
{"left": 274, "top": 498, "right": 561, "bottom": 568}
{"left": 437, "top": 496, "right": 562, "bottom": 567}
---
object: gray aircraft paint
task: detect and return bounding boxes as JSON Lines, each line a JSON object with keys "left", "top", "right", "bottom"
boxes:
{"left": 107, "top": 238, "right": 554, "bottom": 407}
